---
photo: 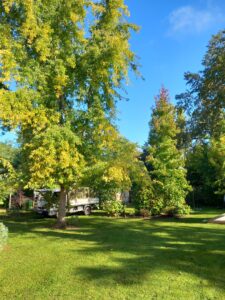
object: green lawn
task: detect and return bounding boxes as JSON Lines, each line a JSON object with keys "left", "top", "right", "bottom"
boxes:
{"left": 0, "top": 209, "right": 225, "bottom": 300}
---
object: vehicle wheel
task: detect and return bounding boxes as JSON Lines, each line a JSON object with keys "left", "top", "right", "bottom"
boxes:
{"left": 41, "top": 210, "right": 49, "bottom": 218}
{"left": 84, "top": 206, "right": 91, "bottom": 216}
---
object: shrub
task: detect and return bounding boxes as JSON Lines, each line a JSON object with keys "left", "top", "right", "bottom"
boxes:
{"left": 162, "top": 206, "right": 177, "bottom": 217}
{"left": 131, "top": 178, "right": 153, "bottom": 215}
{"left": 98, "top": 187, "right": 118, "bottom": 208}
{"left": 175, "top": 204, "right": 191, "bottom": 216}
{"left": 149, "top": 197, "right": 164, "bottom": 216}
{"left": 102, "top": 200, "right": 125, "bottom": 217}
{"left": 0, "top": 223, "right": 8, "bottom": 250}
{"left": 162, "top": 204, "right": 191, "bottom": 217}
{"left": 140, "top": 208, "right": 151, "bottom": 218}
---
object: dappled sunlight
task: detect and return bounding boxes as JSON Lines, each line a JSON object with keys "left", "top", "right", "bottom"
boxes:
{"left": 1, "top": 210, "right": 225, "bottom": 296}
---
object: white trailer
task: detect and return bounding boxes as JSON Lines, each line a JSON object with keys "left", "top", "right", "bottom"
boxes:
{"left": 34, "top": 188, "right": 99, "bottom": 217}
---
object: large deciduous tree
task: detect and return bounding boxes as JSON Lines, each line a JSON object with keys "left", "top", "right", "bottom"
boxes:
{"left": 176, "top": 30, "right": 225, "bottom": 139}
{"left": 176, "top": 30, "right": 225, "bottom": 206}
{"left": 0, "top": 0, "right": 138, "bottom": 227}
{"left": 185, "top": 143, "right": 219, "bottom": 207}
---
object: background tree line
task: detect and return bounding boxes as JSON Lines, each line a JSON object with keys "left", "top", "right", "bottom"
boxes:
{"left": 176, "top": 29, "right": 225, "bottom": 208}
{"left": 133, "top": 30, "right": 225, "bottom": 215}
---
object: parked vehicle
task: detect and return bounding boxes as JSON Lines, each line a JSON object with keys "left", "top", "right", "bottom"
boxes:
{"left": 33, "top": 188, "right": 99, "bottom": 217}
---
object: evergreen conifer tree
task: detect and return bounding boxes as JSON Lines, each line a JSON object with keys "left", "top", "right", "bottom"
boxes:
{"left": 146, "top": 87, "right": 191, "bottom": 215}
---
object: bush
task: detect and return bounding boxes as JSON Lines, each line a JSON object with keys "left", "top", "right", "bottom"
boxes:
{"left": 175, "top": 204, "right": 191, "bottom": 216}
{"left": 131, "top": 178, "right": 153, "bottom": 215}
{"left": 102, "top": 200, "right": 125, "bottom": 217}
{"left": 162, "top": 204, "right": 191, "bottom": 217}
{"left": 162, "top": 206, "right": 177, "bottom": 217}
{"left": 0, "top": 223, "right": 8, "bottom": 250}
{"left": 149, "top": 197, "right": 164, "bottom": 216}
{"left": 140, "top": 208, "right": 151, "bottom": 218}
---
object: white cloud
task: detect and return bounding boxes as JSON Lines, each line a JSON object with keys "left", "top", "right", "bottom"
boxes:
{"left": 168, "top": 5, "right": 225, "bottom": 35}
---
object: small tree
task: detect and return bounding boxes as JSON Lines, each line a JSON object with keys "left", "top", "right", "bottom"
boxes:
{"left": 131, "top": 168, "right": 153, "bottom": 216}
{"left": 0, "top": 157, "right": 18, "bottom": 207}
{"left": 146, "top": 87, "right": 191, "bottom": 215}
{"left": 83, "top": 135, "right": 143, "bottom": 216}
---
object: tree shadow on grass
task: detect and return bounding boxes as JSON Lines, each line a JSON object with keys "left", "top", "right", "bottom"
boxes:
{"left": 0, "top": 211, "right": 55, "bottom": 234}
{"left": 1, "top": 211, "right": 225, "bottom": 291}
{"left": 150, "top": 208, "right": 225, "bottom": 224}
{"left": 72, "top": 221, "right": 225, "bottom": 289}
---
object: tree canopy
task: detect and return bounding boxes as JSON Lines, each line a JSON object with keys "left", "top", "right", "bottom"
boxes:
{"left": 176, "top": 29, "right": 225, "bottom": 207}
{"left": 0, "top": 0, "right": 138, "bottom": 227}
{"left": 176, "top": 30, "right": 225, "bottom": 140}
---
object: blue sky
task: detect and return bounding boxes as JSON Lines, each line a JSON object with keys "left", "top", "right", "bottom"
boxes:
{"left": 1, "top": 0, "right": 225, "bottom": 146}
{"left": 116, "top": 0, "right": 225, "bottom": 146}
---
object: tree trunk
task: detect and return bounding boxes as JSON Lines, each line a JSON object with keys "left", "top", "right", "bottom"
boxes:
{"left": 55, "top": 186, "right": 67, "bottom": 229}
{"left": 9, "top": 193, "right": 12, "bottom": 209}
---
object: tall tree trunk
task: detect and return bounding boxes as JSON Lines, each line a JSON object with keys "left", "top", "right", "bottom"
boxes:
{"left": 9, "top": 193, "right": 12, "bottom": 209}
{"left": 56, "top": 186, "right": 67, "bottom": 229}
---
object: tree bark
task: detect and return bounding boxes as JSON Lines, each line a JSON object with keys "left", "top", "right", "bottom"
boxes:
{"left": 9, "top": 193, "right": 12, "bottom": 209}
{"left": 55, "top": 186, "right": 67, "bottom": 229}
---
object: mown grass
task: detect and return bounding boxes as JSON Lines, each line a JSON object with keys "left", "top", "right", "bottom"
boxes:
{"left": 0, "top": 208, "right": 225, "bottom": 300}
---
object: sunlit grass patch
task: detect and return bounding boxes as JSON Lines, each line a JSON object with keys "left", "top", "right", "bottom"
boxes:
{"left": 0, "top": 208, "right": 225, "bottom": 299}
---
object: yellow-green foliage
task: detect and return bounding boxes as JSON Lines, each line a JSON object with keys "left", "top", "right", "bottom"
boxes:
{"left": 0, "top": 1, "right": 137, "bottom": 192}
{"left": 0, "top": 157, "right": 18, "bottom": 202}
{"left": 82, "top": 135, "right": 142, "bottom": 207}
{"left": 0, "top": 88, "right": 60, "bottom": 132}
{"left": 0, "top": 0, "right": 137, "bottom": 104}
{"left": 24, "top": 125, "right": 85, "bottom": 189}
{"left": 146, "top": 88, "right": 191, "bottom": 215}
